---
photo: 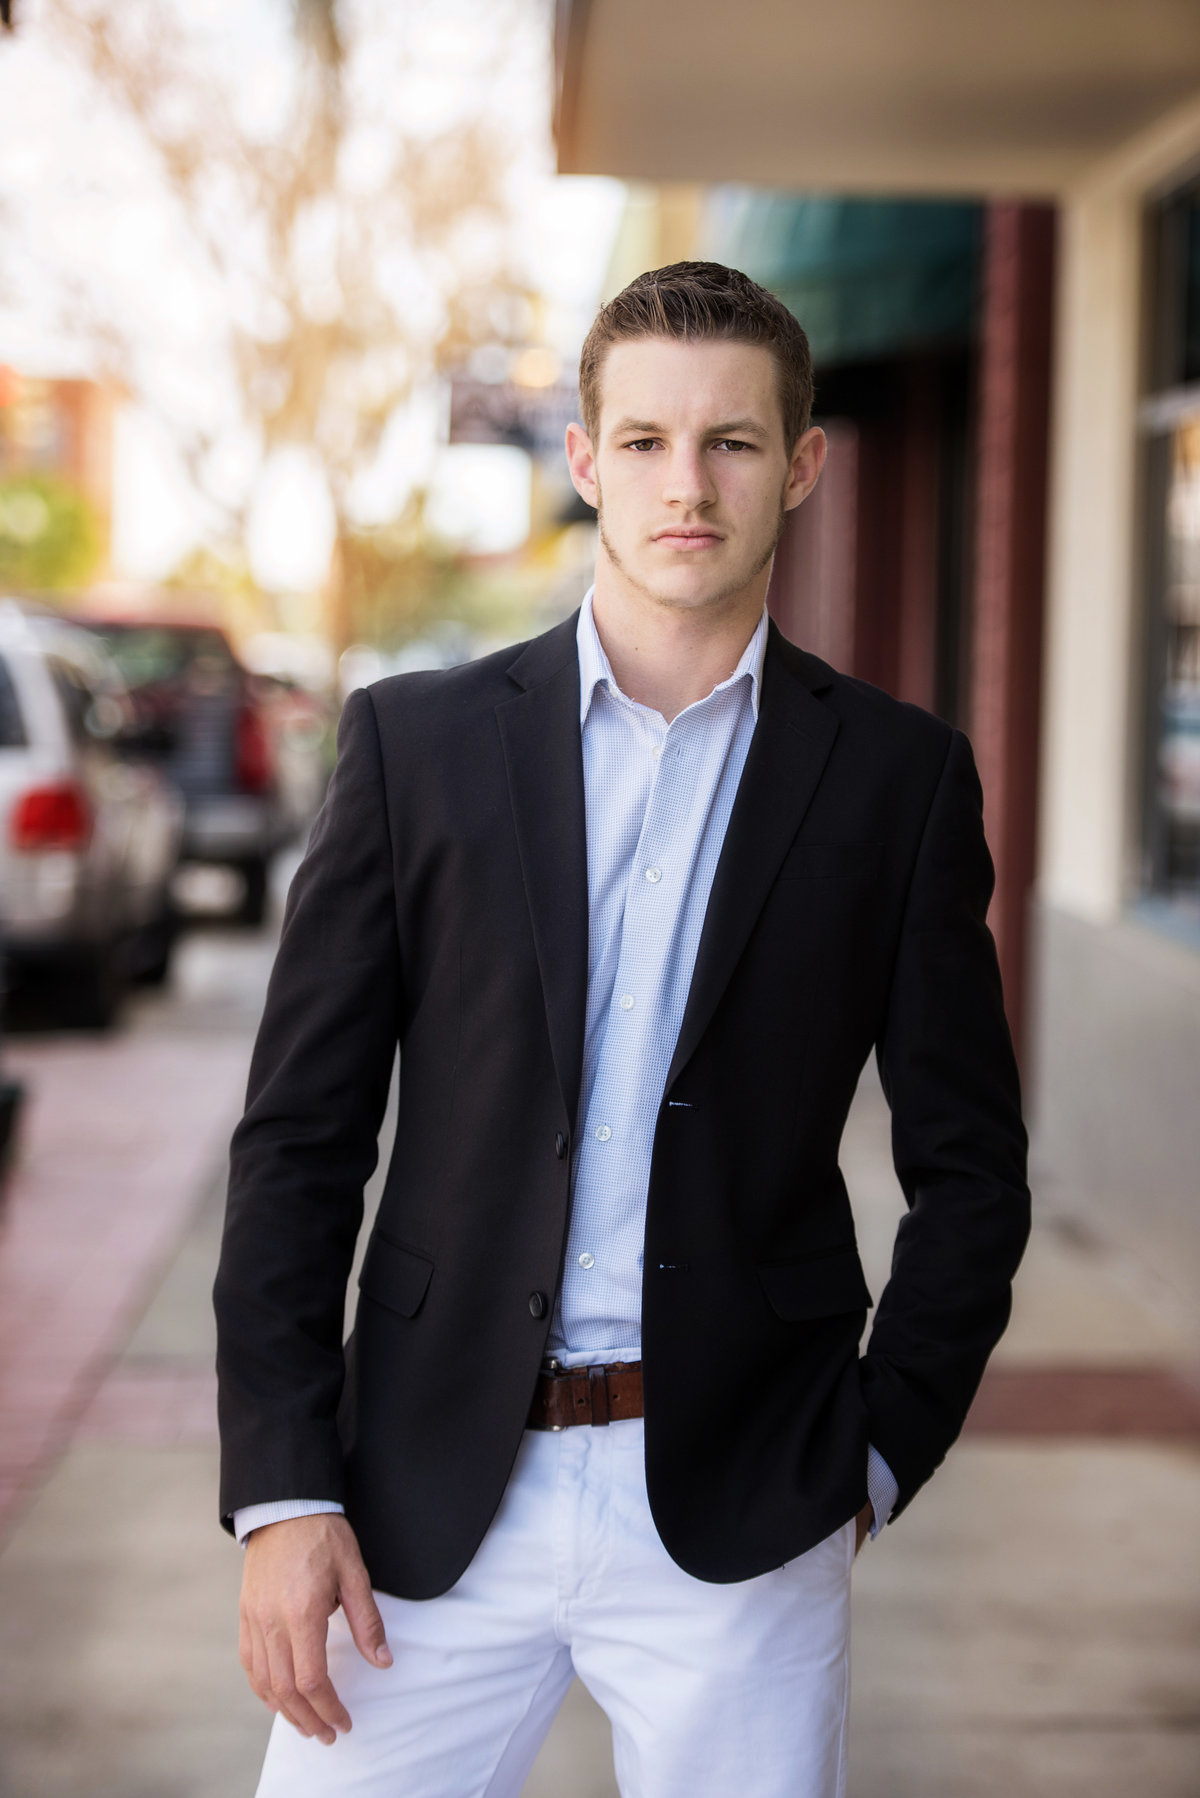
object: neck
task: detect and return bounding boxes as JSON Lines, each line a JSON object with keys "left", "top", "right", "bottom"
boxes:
{"left": 589, "top": 557, "right": 768, "bottom": 723}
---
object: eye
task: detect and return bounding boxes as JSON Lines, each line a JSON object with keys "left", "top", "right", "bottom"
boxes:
{"left": 714, "top": 438, "right": 755, "bottom": 453}
{"left": 623, "top": 438, "right": 659, "bottom": 452}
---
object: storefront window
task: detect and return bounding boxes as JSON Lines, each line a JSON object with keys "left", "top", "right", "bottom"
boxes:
{"left": 1144, "top": 187, "right": 1200, "bottom": 925}
{"left": 1156, "top": 421, "right": 1200, "bottom": 902}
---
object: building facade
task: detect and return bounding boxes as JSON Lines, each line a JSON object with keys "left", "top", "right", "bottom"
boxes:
{"left": 556, "top": 0, "right": 1200, "bottom": 1306}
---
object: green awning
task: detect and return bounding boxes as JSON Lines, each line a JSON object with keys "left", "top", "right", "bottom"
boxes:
{"left": 705, "top": 191, "right": 981, "bottom": 367}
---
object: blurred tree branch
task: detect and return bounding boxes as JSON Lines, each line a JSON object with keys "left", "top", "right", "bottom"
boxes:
{"left": 36, "top": 0, "right": 536, "bottom": 641}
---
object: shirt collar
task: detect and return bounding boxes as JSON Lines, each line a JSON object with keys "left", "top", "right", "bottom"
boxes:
{"left": 576, "top": 586, "right": 768, "bottom": 727}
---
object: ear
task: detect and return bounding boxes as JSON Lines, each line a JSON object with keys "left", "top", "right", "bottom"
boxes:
{"left": 783, "top": 426, "right": 827, "bottom": 513}
{"left": 565, "top": 422, "right": 599, "bottom": 511}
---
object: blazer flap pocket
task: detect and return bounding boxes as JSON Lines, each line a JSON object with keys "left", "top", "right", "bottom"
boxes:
{"left": 359, "top": 1233, "right": 434, "bottom": 1319}
{"left": 778, "top": 841, "right": 882, "bottom": 880}
{"left": 758, "top": 1248, "right": 873, "bottom": 1320}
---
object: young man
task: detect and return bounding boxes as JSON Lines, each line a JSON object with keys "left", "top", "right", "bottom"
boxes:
{"left": 215, "top": 262, "right": 1030, "bottom": 1798}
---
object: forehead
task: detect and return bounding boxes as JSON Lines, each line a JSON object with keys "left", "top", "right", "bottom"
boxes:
{"left": 596, "top": 336, "right": 783, "bottom": 437}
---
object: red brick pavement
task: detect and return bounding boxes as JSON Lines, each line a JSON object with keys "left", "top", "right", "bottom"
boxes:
{"left": 0, "top": 1033, "right": 250, "bottom": 1538}
{"left": 76, "top": 1365, "right": 219, "bottom": 1447}
{"left": 964, "top": 1363, "right": 1200, "bottom": 1438}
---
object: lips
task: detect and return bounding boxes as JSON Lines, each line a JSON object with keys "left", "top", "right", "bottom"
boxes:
{"left": 653, "top": 530, "right": 724, "bottom": 550}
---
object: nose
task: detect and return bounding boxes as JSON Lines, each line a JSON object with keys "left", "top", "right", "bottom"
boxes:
{"left": 661, "top": 443, "right": 715, "bottom": 512}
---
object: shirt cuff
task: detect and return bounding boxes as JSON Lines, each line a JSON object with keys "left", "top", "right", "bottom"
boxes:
{"left": 866, "top": 1445, "right": 899, "bottom": 1540}
{"left": 233, "top": 1498, "right": 345, "bottom": 1547}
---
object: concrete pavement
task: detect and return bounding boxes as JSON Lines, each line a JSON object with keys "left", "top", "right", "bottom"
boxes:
{"left": 848, "top": 1074, "right": 1200, "bottom": 1796}
{"left": 0, "top": 896, "right": 1196, "bottom": 1796}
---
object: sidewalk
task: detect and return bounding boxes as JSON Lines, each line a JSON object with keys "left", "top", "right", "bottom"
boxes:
{"left": 0, "top": 999, "right": 1196, "bottom": 1794}
{"left": 844, "top": 1072, "right": 1200, "bottom": 1796}
{"left": 0, "top": 926, "right": 278, "bottom": 1798}
{"left": 0, "top": 1031, "right": 250, "bottom": 1537}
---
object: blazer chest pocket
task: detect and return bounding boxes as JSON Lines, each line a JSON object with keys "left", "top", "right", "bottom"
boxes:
{"left": 757, "top": 1247, "right": 873, "bottom": 1321}
{"left": 359, "top": 1232, "right": 434, "bottom": 1319}
{"left": 776, "top": 841, "right": 882, "bottom": 881}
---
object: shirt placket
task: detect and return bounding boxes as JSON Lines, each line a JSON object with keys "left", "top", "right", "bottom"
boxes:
{"left": 561, "top": 700, "right": 674, "bottom": 1334}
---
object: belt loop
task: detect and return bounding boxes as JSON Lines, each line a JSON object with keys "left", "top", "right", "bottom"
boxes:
{"left": 589, "top": 1364, "right": 610, "bottom": 1426}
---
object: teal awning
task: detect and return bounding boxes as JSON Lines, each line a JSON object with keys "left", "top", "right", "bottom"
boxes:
{"left": 705, "top": 191, "right": 981, "bottom": 367}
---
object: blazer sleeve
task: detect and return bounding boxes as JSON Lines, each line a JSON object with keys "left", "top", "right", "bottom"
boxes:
{"left": 213, "top": 686, "right": 401, "bottom": 1529}
{"left": 862, "top": 728, "right": 1031, "bottom": 1515}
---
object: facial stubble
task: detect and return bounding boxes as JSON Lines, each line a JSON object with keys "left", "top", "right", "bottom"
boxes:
{"left": 594, "top": 475, "right": 789, "bottom": 614}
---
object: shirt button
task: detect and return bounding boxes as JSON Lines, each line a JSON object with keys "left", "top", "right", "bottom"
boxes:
{"left": 651, "top": 746, "right": 662, "bottom": 761}
{"left": 577, "top": 1252, "right": 595, "bottom": 1269}
{"left": 528, "top": 1290, "right": 547, "bottom": 1319}
{"left": 644, "top": 866, "right": 662, "bottom": 884}
{"left": 595, "top": 1123, "right": 612, "bottom": 1141}
{"left": 619, "top": 994, "right": 635, "bottom": 1011}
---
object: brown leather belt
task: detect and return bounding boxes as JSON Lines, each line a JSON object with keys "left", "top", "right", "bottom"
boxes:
{"left": 527, "top": 1360, "right": 643, "bottom": 1430}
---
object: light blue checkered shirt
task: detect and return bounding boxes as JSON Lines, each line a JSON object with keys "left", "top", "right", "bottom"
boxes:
{"left": 233, "top": 591, "right": 897, "bottom": 1542}
{"left": 547, "top": 589, "right": 767, "bottom": 1355}
{"left": 546, "top": 590, "right": 895, "bottom": 1537}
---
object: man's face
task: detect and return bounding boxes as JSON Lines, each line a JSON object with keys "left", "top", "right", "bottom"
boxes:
{"left": 566, "top": 336, "right": 824, "bottom": 616}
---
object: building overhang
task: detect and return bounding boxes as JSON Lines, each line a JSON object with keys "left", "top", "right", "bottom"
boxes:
{"left": 555, "top": 0, "right": 1200, "bottom": 196}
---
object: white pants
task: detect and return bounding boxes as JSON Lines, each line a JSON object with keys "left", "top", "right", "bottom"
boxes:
{"left": 256, "top": 1419, "right": 855, "bottom": 1798}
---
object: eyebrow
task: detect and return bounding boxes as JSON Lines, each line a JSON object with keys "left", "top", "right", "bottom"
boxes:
{"left": 609, "top": 416, "right": 771, "bottom": 439}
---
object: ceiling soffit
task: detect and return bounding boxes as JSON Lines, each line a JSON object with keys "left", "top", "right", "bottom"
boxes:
{"left": 557, "top": 0, "right": 1200, "bottom": 195}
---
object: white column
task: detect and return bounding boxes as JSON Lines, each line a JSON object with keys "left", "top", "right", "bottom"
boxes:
{"left": 1038, "top": 184, "right": 1143, "bottom": 924}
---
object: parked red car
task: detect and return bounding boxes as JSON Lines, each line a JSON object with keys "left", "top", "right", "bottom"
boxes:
{"left": 72, "top": 615, "right": 293, "bottom": 925}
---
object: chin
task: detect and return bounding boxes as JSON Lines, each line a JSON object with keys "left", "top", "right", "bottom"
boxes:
{"left": 652, "top": 562, "right": 753, "bottom": 609}
{"left": 636, "top": 572, "right": 724, "bottom": 610}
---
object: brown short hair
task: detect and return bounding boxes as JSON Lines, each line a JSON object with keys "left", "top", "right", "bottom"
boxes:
{"left": 578, "top": 261, "right": 814, "bottom": 449}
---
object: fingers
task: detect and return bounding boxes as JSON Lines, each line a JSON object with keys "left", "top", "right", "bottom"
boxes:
{"left": 238, "top": 1606, "right": 276, "bottom": 1714}
{"left": 241, "top": 1600, "right": 348, "bottom": 1743}
{"left": 282, "top": 1611, "right": 355, "bottom": 1743}
{"left": 240, "top": 1597, "right": 324, "bottom": 1740}
{"left": 291, "top": 1602, "right": 354, "bottom": 1738}
{"left": 263, "top": 1616, "right": 343, "bottom": 1746}
{"left": 238, "top": 1517, "right": 349, "bottom": 1743}
{"left": 338, "top": 1549, "right": 392, "bottom": 1670}
{"left": 237, "top": 1513, "right": 390, "bottom": 1745}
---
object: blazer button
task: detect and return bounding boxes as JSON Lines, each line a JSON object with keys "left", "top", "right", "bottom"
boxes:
{"left": 528, "top": 1290, "right": 548, "bottom": 1319}
{"left": 555, "top": 1132, "right": 567, "bottom": 1160}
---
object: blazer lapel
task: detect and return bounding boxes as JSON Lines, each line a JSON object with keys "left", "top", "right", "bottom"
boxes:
{"left": 496, "top": 617, "right": 589, "bottom": 1131}
{"left": 664, "top": 629, "right": 840, "bottom": 1092}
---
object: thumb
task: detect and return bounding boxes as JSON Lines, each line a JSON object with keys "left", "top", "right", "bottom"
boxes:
{"left": 338, "top": 1548, "right": 392, "bottom": 1669}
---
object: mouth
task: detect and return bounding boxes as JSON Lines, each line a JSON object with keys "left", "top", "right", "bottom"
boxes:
{"left": 652, "top": 529, "right": 725, "bottom": 551}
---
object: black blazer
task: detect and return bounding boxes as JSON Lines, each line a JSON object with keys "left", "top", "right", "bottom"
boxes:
{"left": 214, "top": 613, "right": 1029, "bottom": 1599}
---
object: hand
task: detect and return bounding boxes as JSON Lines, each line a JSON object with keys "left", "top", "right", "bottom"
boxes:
{"left": 854, "top": 1500, "right": 874, "bottom": 1555}
{"left": 239, "top": 1513, "right": 392, "bottom": 1745}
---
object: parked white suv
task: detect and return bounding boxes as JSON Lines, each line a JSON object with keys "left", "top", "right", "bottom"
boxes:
{"left": 0, "top": 601, "right": 184, "bottom": 1027}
